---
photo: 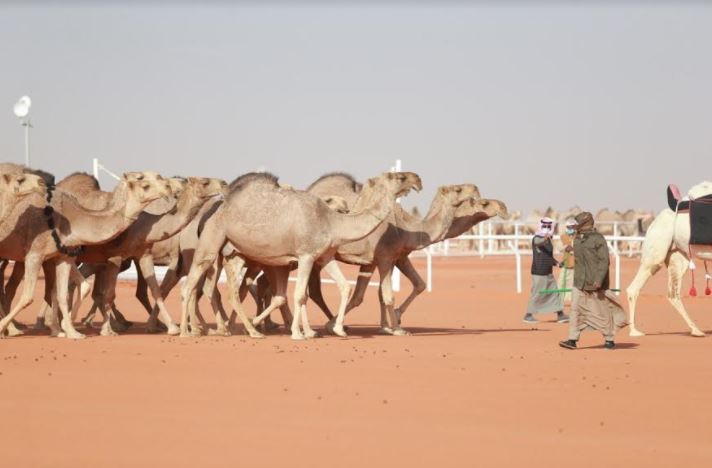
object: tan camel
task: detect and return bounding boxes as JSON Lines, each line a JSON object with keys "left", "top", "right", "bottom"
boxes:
{"left": 182, "top": 171, "right": 421, "bottom": 340}
{"left": 627, "top": 182, "right": 712, "bottom": 337}
{"left": 4, "top": 171, "right": 173, "bottom": 331}
{"left": 305, "top": 173, "right": 479, "bottom": 334}
{"left": 0, "top": 173, "right": 48, "bottom": 322}
{"left": 72, "top": 177, "right": 225, "bottom": 336}
{"left": 384, "top": 197, "right": 509, "bottom": 324}
{"left": 0, "top": 173, "right": 170, "bottom": 338}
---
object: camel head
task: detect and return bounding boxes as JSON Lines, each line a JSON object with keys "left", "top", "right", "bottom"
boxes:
{"left": 465, "top": 198, "right": 509, "bottom": 219}
{"left": 187, "top": 177, "right": 227, "bottom": 199}
{"left": 126, "top": 178, "right": 172, "bottom": 205}
{"left": 123, "top": 171, "right": 163, "bottom": 182}
{"left": 167, "top": 177, "right": 188, "bottom": 198}
{"left": 368, "top": 171, "right": 422, "bottom": 199}
{"left": 437, "top": 184, "right": 480, "bottom": 207}
{"left": 320, "top": 195, "right": 350, "bottom": 214}
{"left": 0, "top": 173, "right": 47, "bottom": 199}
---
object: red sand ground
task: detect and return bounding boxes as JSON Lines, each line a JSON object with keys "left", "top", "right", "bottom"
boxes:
{"left": 1, "top": 256, "right": 711, "bottom": 468}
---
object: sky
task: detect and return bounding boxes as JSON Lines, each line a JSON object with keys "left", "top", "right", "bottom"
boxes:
{"left": 1, "top": 1, "right": 710, "bottom": 214}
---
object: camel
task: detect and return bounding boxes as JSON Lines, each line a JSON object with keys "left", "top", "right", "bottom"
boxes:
{"left": 626, "top": 181, "right": 712, "bottom": 338}
{"left": 386, "top": 197, "right": 509, "bottom": 323}
{"left": 0, "top": 173, "right": 48, "bottom": 318}
{"left": 3, "top": 171, "right": 174, "bottom": 333}
{"left": 181, "top": 171, "right": 422, "bottom": 340}
{"left": 0, "top": 172, "right": 170, "bottom": 338}
{"left": 124, "top": 191, "right": 351, "bottom": 338}
{"left": 71, "top": 176, "right": 226, "bottom": 336}
{"left": 305, "top": 173, "right": 479, "bottom": 334}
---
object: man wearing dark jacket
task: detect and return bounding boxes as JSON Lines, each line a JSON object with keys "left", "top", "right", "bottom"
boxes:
{"left": 559, "top": 212, "right": 627, "bottom": 350}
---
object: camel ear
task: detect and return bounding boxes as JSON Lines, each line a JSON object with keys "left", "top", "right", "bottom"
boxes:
{"left": 439, "top": 186, "right": 450, "bottom": 195}
{"left": 454, "top": 186, "right": 462, "bottom": 193}
{"left": 368, "top": 178, "right": 376, "bottom": 188}
{"left": 481, "top": 199, "right": 490, "bottom": 206}
{"left": 2, "top": 174, "right": 12, "bottom": 185}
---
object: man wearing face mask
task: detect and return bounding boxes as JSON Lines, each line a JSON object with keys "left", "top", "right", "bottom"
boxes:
{"left": 523, "top": 217, "right": 568, "bottom": 325}
{"left": 558, "top": 219, "right": 578, "bottom": 306}
{"left": 559, "top": 211, "right": 628, "bottom": 350}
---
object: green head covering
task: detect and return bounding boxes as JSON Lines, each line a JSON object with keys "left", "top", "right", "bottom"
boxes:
{"left": 574, "top": 211, "right": 594, "bottom": 231}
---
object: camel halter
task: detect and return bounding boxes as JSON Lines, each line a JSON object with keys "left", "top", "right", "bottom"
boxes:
{"left": 43, "top": 185, "right": 84, "bottom": 257}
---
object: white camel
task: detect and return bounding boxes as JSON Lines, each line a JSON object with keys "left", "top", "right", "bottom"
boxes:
{"left": 627, "top": 181, "right": 712, "bottom": 337}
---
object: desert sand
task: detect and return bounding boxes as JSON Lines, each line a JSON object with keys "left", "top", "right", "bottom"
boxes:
{"left": 1, "top": 257, "right": 711, "bottom": 468}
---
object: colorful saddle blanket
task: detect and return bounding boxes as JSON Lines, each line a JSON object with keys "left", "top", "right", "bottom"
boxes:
{"left": 667, "top": 185, "right": 712, "bottom": 245}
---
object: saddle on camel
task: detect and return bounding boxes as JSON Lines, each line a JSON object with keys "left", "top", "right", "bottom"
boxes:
{"left": 667, "top": 184, "right": 712, "bottom": 295}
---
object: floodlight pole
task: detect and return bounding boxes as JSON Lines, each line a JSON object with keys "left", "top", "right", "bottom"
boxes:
{"left": 21, "top": 119, "right": 31, "bottom": 167}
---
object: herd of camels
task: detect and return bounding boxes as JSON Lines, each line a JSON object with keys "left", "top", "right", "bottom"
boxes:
{"left": 0, "top": 162, "right": 506, "bottom": 340}
{"left": 0, "top": 161, "right": 708, "bottom": 341}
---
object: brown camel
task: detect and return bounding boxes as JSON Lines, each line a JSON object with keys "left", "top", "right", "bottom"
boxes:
{"left": 305, "top": 174, "right": 479, "bottom": 334}
{"left": 0, "top": 173, "right": 170, "bottom": 338}
{"left": 182, "top": 171, "right": 421, "bottom": 340}
{"left": 71, "top": 176, "right": 226, "bottom": 336}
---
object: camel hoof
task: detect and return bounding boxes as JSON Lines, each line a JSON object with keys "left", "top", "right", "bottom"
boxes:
{"left": 304, "top": 329, "right": 319, "bottom": 339}
{"left": 166, "top": 325, "right": 181, "bottom": 336}
{"left": 33, "top": 319, "right": 49, "bottom": 331}
{"left": 66, "top": 331, "right": 86, "bottom": 340}
{"left": 325, "top": 320, "right": 347, "bottom": 337}
{"left": 378, "top": 327, "right": 395, "bottom": 335}
{"left": 100, "top": 328, "right": 118, "bottom": 337}
{"left": 629, "top": 329, "right": 645, "bottom": 337}
{"left": 7, "top": 327, "right": 25, "bottom": 337}
{"left": 208, "top": 328, "right": 232, "bottom": 337}
{"left": 52, "top": 331, "right": 66, "bottom": 338}
{"left": 691, "top": 330, "right": 706, "bottom": 337}
{"left": 392, "top": 327, "right": 411, "bottom": 336}
{"left": 291, "top": 332, "right": 305, "bottom": 341}
{"left": 248, "top": 331, "right": 265, "bottom": 339}
{"left": 264, "top": 321, "right": 281, "bottom": 332}
{"left": 82, "top": 320, "right": 95, "bottom": 330}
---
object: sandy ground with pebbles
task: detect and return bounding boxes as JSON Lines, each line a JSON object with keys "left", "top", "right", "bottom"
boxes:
{"left": 1, "top": 256, "right": 712, "bottom": 468}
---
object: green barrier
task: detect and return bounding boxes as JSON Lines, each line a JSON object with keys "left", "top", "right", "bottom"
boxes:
{"left": 539, "top": 288, "right": 621, "bottom": 294}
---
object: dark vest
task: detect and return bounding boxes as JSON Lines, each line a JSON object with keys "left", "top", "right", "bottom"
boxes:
{"left": 531, "top": 236, "right": 555, "bottom": 276}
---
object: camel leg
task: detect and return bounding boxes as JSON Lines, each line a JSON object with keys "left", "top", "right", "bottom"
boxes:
{"left": 0, "top": 256, "right": 42, "bottom": 337}
{"left": 308, "top": 265, "right": 335, "bottom": 320}
{"left": 377, "top": 261, "right": 408, "bottom": 336}
{"left": 393, "top": 256, "right": 426, "bottom": 326}
{"left": 204, "top": 258, "right": 231, "bottom": 336}
{"left": 626, "top": 261, "right": 661, "bottom": 337}
{"left": 134, "top": 264, "right": 154, "bottom": 315}
{"left": 180, "top": 228, "right": 225, "bottom": 338}
{"left": 221, "top": 255, "right": 263, "bottom": 338}
{"left": 322, "top": 260, "right": 351, "bottom": 337}
{"left": 40, "top": 262, "right": 64, "bottom": 337}
{"left": 138, "top": 254, "right": 180, "bottom": 335}
{"left": 252, "top": 267, "right": 288, "bottom": 326}
{"left": 55, "top": 259, "right": 85, "bottom": 339}
{"left": 148, "top": 259, "right": 183, "bottom": 328}
{"left": 96, "top": 262, "right": 122, "bottom": 337}
{"left": 666, "top": 251, "right": 704, "bottom": 337}
{"left": 3, "top": 261, "right": 26, "bottom": 336}
{"left": 343, "top": 264, "right": 376, "bottom": 315}
{"left": 292, "top": 257, "right": 317, "bottom": 340}
{"left": 69, "top": 263, "right": 91, "bottom": 322}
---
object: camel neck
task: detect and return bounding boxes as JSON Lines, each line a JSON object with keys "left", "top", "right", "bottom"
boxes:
{"left": 50, "top": 190, "right": 142, "bottom": 247}
{"left": 445, "top": 212, "right": 491, "bottom": 240}
{"left": 145, "top": 186, "right": 207, "bottom": 243}
{"left": 397, "top": 193, "right": 457, "bottom": 250}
